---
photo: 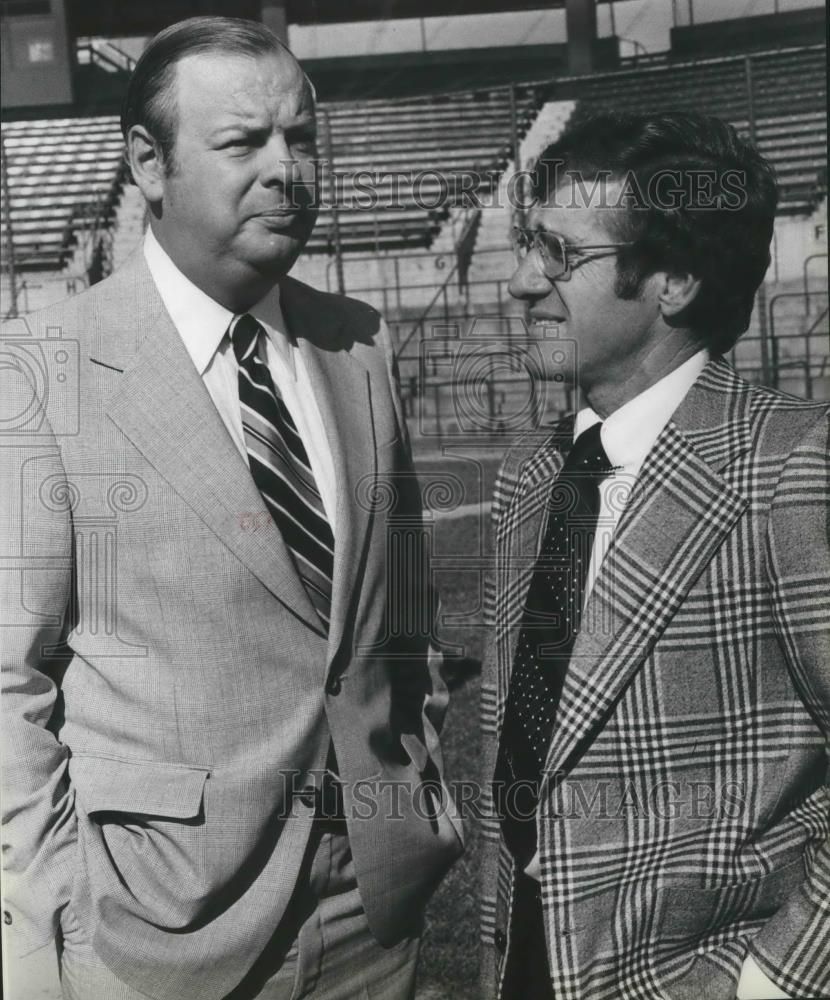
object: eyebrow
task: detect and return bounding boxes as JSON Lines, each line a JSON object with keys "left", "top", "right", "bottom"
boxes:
{"left": 532, "top": 223, "right": 569, "bottom": 241}
{"left": 286, "top": 118, "right": 317, "bottom": 132}
{"left": 209, "top": 115, "right": 316, "bottom": 138}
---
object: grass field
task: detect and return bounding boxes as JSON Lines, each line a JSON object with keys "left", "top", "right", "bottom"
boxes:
{"left": 416, "top": 506, "right": 495, "bottom": 1000}
{"left": 418, "top": 672, "right": 482, "bottom": 1000}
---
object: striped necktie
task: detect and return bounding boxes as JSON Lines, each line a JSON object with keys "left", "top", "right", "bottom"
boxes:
{"left": 231, "top": 313, "right": 334, "bottom": 632}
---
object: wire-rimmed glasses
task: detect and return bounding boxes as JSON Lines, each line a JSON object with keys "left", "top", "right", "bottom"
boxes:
{"left": 513, "top": 226, "right": 634, "bottom": 281}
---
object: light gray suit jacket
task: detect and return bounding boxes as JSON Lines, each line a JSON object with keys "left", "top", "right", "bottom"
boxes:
{"left": 1, "top": 253, "right": 463, "bottom": 999}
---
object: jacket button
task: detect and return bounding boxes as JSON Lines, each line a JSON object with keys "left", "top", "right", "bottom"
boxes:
{"left": 494, "top": 928, "right": 506, "bottom": 953}
{"left": 3, "top": 910, "right": 11, "bottom": 925}
{"left": 326, "top": 676, "right": 342, "bottom": 696}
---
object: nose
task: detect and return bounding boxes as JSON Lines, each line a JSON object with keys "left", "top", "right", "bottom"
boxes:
{"left": 508, "top": 253, "right": 553, "bottom": 301}
{"left": 259, "top": 132, "right": 303, "bottom": 190}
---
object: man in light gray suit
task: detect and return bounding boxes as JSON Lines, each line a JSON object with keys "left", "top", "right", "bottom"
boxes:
{"left": 1, "top": 17, "right": 462, "bottom": 1000}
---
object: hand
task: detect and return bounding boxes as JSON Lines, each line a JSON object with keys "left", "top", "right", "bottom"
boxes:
{"left": 736, "top": 953, "right": 789, "bottom": 999}
{"left": 3, "top": 940, "right": 62, "bottom": 1000}
{"left": 523, "top": 851, "right": 542, "bottom": 881}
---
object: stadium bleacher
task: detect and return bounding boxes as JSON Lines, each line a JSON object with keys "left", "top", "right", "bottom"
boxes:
{"left": 0, "top": 35, "right": 826, "bottom": 404}
{"left": 2, "top": 43, "right": 825, "bottom": 276}
{"left": 559, "top": 44, "right": 827, "bottom": 215}
{"left": 1, "top": 42, "right": 825, "bottom": 272}
{"left": 0, "top": 85, "right": 540, "bottom": 270}
{"left": 1, "top": 114, "right": 126, "bottom": 270}
{"left": 315, "top": 85, "right": 538, "bottom": 252}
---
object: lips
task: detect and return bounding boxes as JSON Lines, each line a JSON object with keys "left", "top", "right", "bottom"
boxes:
{"left": 257, "top": 209, "right": 299, "bottom": 218}
{"left": 253, "top": 209, "right": 306, "bottom": 232}
{"left": 530, "top": 313, "right": 567, "bottom": 323}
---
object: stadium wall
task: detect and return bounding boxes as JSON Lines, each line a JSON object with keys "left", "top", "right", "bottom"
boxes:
{"left": 0, "top": 0, "right": 73, "bottom": 109}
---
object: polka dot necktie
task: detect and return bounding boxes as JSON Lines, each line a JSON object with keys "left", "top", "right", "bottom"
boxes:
{"left": 494, "top": 422, "right": 614, "bottom": 864}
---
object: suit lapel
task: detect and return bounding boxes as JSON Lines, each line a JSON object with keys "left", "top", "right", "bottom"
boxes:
{"left": 497, "top": 419, "right": 573, "bottom": 692}
{"left": 280, "top": 278, "right": 376, "bottom": 661}
{"left": 538, "top": 359, "right": 753, "bottom": 788}
{"left": 102, "top": 257, "right": 321, "bottom": 632}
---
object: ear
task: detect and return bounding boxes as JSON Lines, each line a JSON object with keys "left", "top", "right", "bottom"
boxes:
{"left": 656, "top": 270, "right": 702, "bottom": 319}
{"left": 127, "top": 125, "right": 166, "bottom": 204}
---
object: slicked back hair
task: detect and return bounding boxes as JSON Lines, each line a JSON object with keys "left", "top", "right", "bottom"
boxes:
{"left": 121, "top": 16, "right": 304, "bottom": 175}
{"left": 530, "top": 111, "right": 778, "bottom": 354}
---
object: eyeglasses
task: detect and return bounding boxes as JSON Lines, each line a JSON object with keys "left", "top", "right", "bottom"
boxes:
{"left": 512, "top": 226, "right": 634, "bottom": 281}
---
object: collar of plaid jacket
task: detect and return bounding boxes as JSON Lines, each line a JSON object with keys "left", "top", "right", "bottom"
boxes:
{"left": 501, "top": 356, "right": 754, "bottom": 787}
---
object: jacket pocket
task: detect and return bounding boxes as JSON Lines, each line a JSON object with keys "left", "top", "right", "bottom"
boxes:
{"left": 71, "top": 757, "right": 214, "bottom": 926}
{"left": 657, "top": 856, "right": 805, "bottom": 943}
{"left": 70, "top": 756, "right": 209, "bottom": 819}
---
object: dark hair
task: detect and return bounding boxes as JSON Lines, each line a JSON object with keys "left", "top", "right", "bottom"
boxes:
{"left": 530, "top": 111, "right": 778, "bottom": 353}
{"left": 121, "top": 16, "right": 292, "bottom": 172}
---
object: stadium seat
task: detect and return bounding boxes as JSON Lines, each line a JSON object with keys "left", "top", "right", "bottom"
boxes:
{"left": 1, "top": 115, "right": 125, "bottom": 270}
{"left": 1, "top": 45, "right": 824, "bottom": 275}
{"left": 559, "top": 44, "right": 827, "bottom": 214}
{"left": 1, "top": 86, "right": 540, "bottom": 271}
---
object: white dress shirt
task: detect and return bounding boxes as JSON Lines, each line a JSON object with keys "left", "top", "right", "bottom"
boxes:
{"left": 143, "top": 229, "right": 338, "bottom": 532}
{"left": 576, "top": 349, "right": 710, "bottom": 607}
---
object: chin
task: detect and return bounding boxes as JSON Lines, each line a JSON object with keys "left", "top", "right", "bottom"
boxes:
{"left": 248, "top": 236, "right": 305, "bottom": 275}
{"left": 244, "top": 215, "right": 316, "bottom": 274}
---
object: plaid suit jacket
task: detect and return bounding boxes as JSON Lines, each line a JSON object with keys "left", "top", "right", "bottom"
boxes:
{"left": 480, "top": 358, "right": 830, "bottom": 1000}
{"left": 1, "top": 253, "right": 463, "bottom": 999}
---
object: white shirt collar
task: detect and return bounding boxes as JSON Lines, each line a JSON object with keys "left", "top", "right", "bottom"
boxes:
{"left": 143, "top": 227, "right": 293, "bottom": 376}
{"left": 574, "top": 349, "right": 710, "bottom": 473}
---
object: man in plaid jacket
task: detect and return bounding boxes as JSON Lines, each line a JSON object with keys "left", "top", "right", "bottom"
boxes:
{"left": 480, "top": 112, "right": 829, "bottom": 1000}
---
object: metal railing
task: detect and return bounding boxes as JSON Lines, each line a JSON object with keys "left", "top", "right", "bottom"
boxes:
{"left": 559, "top": 41, "right": 825, "bottom": 87}
{"left": 1, "top": 273, "right": 88, "bottom": 319}
{"left": 671, "top": 0, "right": 805, "bottom": 27}
{"left": 804, "top": 252, "right": 828, "bottom": 314}
{"left": 76, "top": 38, "right": 136, "bottom": 74}
{"left": 329, "top": 237, "right": 828, "bottom": 414}
{"left": 395, "top": 260, "right": 461, "bottom": 360}
{"left": 321, "top": 242, "right": 508, "bottom": 307}
{"left": 617, "top": 38, "right": 650, "bottom": 64}
{"left": 767, "top": 269, "right": 829, "bottom": 399}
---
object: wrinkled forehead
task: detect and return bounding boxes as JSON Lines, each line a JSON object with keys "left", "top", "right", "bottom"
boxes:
{"left": 527, "top": 176, "right": 628, "bottom": 240}
{"left": 174, "top": 49, "right": 315, "bottom": 125}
